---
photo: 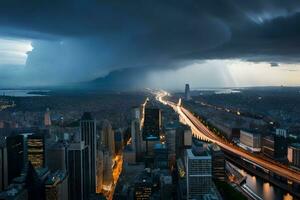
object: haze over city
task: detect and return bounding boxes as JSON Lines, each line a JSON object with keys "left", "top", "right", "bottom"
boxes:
{"left": 1, "top": 1, "right": 300, "bottom": 200}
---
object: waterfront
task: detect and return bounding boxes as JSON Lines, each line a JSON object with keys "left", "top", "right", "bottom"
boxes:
{"left": 0, "top": 89, "right": 49, "bottom": 97}
{"left": 232, "top": 162, "right": 294, "bottom": 200}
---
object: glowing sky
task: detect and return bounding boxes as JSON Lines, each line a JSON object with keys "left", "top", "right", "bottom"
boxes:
{"left": 0, "top": 38, "right": 33, "bottom": 65}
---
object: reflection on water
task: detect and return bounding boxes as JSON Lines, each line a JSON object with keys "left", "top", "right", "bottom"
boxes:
{"left": 0, "top": 89, "right": 49, "bottom": 97}
{"left": 236, "top": 166, "right": 294, "bottom": 200}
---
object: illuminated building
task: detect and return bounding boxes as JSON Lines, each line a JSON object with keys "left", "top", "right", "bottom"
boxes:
{"left": 186, "top": 141, "right": 212, "bottom": 200}
{"left": 288, "top": 143, "right": 300, "bottom": 169}
{"left": 27, "top": 134, "right": 45, "bottom": 168}
{"left": 44, "top": 108, "right": 51, "bottom": 127}
{"left": 143, "top": 107, "right": 161, "bottom": 141}
{"left": 185, "top": 84, "right": 191, "bottom": 100}
{"left": 239, "top": 130, "right": 261, "bottom": 152}
{"left": 101, "top": 120, "right": 115, "bottom": 156}
{"left": 102, "top": 150, "right": 113, "bottom": 190}
{"left": 68, "top": 142, "right": 90, "bottom": 200}
{"left": 45, "top": 171, "right": 68, "bottom": 200}
{"left": 80, "top": 112, "right": 97, "bottom": 193}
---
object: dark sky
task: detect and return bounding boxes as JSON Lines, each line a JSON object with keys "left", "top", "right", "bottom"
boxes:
{"left": 1, "top": 0, "right": 300, "bottom": 88}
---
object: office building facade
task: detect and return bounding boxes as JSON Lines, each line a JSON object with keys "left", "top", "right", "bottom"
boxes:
{"left": 68, "top": 142, "right": 90, "bottom": 200}
{"left": 80, "top": 112, "right": 97, "bottom": 193}
{"left": 239, "top": 130, "right": 261, "bottom": 152}
{"left": 186, "top": 144, "right": 212, "bottom": 199}
{"left": 143, "top": 108, "right": 161, "bottom": 141}
{"left": 27, "top": 133, "right": 45, "bottom": 168}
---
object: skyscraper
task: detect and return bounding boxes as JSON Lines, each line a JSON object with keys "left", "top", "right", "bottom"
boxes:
{"left": 142, "top": 108, "right": 161, "bottom": 141}
{"left": 27, "top": 133, "right": 45, "bottom": 168}
{"left": 7, "top": 135, "right": 25, "bottom": 185}
{"left": 210, "top": 144, "right": 225, "bottom": 182}
{"left": 101, "top": 120, "right": 115, "bottom": 156}
{"left": 0, "top": 136, "right": 8, "bottom": 191}
{"left": 46, "top": 142, "right": 67, "bottom": 172}
{"left": 186, "top": 141, "right": 212, "bottom": 199}
{"left": 102, "top": 150, "right": 113, "bottom": 191}
{"left": 185, "top": 84, "right": 191, "bottom": 100}
{"left": 131, "top": 106, "right": 144, "bottom": 160}
{"left": 80, "top": 112, "right": 97, "bottom": 193}
{"left": 68, "top": 142, "right": 90, "bottom": 200}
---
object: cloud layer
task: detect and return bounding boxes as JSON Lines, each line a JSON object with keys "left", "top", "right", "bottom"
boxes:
{"left": 0, "top": 0, "right": 300, "bottom": 87}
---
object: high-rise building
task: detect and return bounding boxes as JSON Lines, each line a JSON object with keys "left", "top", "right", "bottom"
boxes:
{"left": 80, "top": 112, "right": 97, "bottom": 193}
{"left": 153, "top": 144, "right": 168, "bottom": 169}
{"left": 46, "top": 142, "right": 67, "bottom": 172}
{"left": 0, "top": 136, "right": 8, "bottom": 191}
{"left": 101, "top": 120, "right": 115, "bottom": 156}
{"left": 142, "top": 108, "right": 161, "bottom": 141}
{"left": 44, "top": 108, "right": 51, "bottom": 127}
{"left": 102, "top": 150, "right": 113, "bottom": 191}
{"left": 114, "top": 129, "right": 123, "bottom": 154}
{"left": 210, "top": 144, "right": 225, "bottom": 182}
{"left": 288, "top": 143, "right": 300, "bottom": 169}
{"left": 68, "top": 142, "right": 90, "bottom": 200}
{"left": 96, "top": 150, "right": 104, "bottom": 193}
{"left": 1, "top": 135, "right": 24, "bottom": 191}
{"left": 185, "top": 84, "right": 191, "bottom": 100}
{"left": 27, "top": 133, "right": 45, "bottom": 168}
{"left": 186, "top": 141, "right": 212, "bottom": 199}
{"left": 131, "top": 106, "right": 144, "bottom": 160}
{"left": 45, "top": 171, "right": 68, "bottom": 200}
{"left": 165, "top": 125, "right": 176, "bottom": 167}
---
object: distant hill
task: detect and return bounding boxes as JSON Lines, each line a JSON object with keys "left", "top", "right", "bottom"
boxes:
{"left": 76, "top": 67, "right": 149, "bottom": 91}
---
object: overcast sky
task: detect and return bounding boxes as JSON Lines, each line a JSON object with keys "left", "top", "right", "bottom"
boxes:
{"left": 1, "top": 0, "right": 300, "bottom": 89}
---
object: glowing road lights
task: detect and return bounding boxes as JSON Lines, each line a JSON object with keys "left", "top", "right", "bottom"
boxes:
{"left": 156, "top": 90, "right": 300, "bottom": 184}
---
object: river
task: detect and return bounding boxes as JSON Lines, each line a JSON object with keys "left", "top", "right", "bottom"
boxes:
{"left": 231, "top": 162, "right": 295, "bottom": 200}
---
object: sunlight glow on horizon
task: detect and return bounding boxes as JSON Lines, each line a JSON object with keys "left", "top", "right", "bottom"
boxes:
{"left": 0, "top": 38, "right": 33, "bottom": 66}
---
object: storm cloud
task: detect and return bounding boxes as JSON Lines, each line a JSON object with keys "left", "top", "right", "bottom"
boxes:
{"left": 1, "top": 0, "right": 300, "bottom": 88}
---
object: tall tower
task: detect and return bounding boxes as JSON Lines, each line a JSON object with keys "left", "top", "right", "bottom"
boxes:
{"left": 80, "top": 112, "right": 97, "bottom": 193}
{"left": 68, "top": 142, "right": 90, "bottom": 200}
{"left": 44, "top": 108, "right": 51, "bottom": 127}
{"left": 185, "top": 84, "right": 191, "bottom": 100}
{"left": 101, "top": 120, "right": 115, "bottom": 156}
